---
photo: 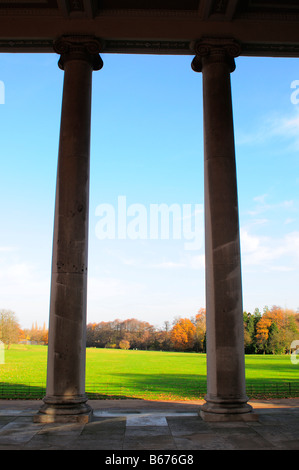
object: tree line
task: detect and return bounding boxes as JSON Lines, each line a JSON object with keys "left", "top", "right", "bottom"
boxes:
{"left": 0, "top": 310, "right": 48, "bottom": 348}
{"left": 86, "top": 309, "right": 206, "bottom": 352}
{"left": 1, "top": 305, "right": 299, "bottom": 354}
{"left": 244, "top": 306, "right": 299, "bottom": 354}
{"left": 86, "top": 306, "right": 299, "bottom": 354}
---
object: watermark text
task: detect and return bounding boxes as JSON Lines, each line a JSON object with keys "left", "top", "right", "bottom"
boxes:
{"left": 290, "top": 340, "right": 299, "bottom": 364}
{"left": 290, "top": 80, "right": 299, "bottom": 104}
{"left": 95, "top": 196, "right": 203, "bottom": 251}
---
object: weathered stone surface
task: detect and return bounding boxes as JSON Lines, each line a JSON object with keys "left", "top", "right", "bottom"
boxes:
{"left": 193, "top": 42, "right": 254, "bottom": 421}
{"left": 37, "top": 37, "right": 102, "bottom": 423}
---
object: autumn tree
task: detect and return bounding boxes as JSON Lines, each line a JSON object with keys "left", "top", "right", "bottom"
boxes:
{"left": 154, "top": 322, "right": 172, "bottom": 351}
{"left": 119, "top": 318, "right": 155, "bottom": 350}
{"left": 0, "top": 309, "right": 21, "bottom": 348}
{"left": 255, "top": 306, "right": 298, "bottom": 354}
{"left": 256, "top": 315, "right": 272, "bottom": 352}
{"left": 22, "top": 322, "right": 48, "bottom": 345}
{"left": 86, "top": 321, "right": 118, "bottom": 348}
{"left": 86, "top": 318, "right": 156, "bottom": 350}
{"left": 192, "top": 308, "right": 206, "bottom": 352}
{"left": 85, "top": 306, "right": 298, "bottom": 354}
{"left": 119, "top": 340, "right": 130, "bottom": 350}
{"left": 170, "top": 318, "right": 196, "bottom": 351}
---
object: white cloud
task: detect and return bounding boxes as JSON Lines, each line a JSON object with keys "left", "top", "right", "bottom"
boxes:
{"left": 148, "top": 261, "right": 186, "bottom": 269}
{"left": 0, "top": 259, "right": 51, "bottom": 328}
{"left": 272, "top": 114, "right": 299, "bottom": 146}
{"left": 0, "top": 246, "right": 18, "bottom": 253}
{"left": 241, "top": 194, "right": 299, "bottom": 272}
{"left": 87, "top": 276, "right": 144, "bottom": 301}
{"left": 284, "top": 231, "right": 299, "bottom": 259}
{"left": 240, "top": 228, "right": 260, "bottom": 254}
{"left": 240, "top": 228, "right": 299, "bottom": 271}
{"left": 236, "top": 110, "right": 299, "bottom": 150}
{"left": 253, "top": 194, "right": 268, "bottom": 205}
{"left": 248, "top": 194, "right": 295, "bottom": 217}
{"left": 120, "top": 251, "right": 206, "bottom": 271}
{"left": 86, "top": 272, "right": 204, "bottom": 327}
{"left": 188, "top": 254, "right": 205, "bottom": 270}
{"left": 284, "top": 218, "right": 296, "bottom": 225}
{"left": 0, "top": 262, "right": 49, "bottom": 297}
{"left": 148, "top": 254, "right": 205, "bottom": 270}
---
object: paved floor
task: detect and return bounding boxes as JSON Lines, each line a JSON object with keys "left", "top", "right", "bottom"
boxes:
{"left": 1, "top": 398, "right": 299, "bottom": 450}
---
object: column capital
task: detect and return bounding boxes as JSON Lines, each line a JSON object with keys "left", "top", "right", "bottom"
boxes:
{"left": 53, "top": 35, "right": 103, "bottom": 71}
{"left": 191, "top": 38, "right": 241, "bottom": 73}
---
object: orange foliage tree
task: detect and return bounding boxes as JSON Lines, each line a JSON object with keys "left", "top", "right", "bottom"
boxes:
{"left": 170, "top": 318, "right": 196, "bottom": 351}
{"left": 255, "top": 306, "right": 298, "bottom": 353}
{"left": 194, "top": 308, "right": 206, "bottom": 352}
{"left": 255, "top": 315, "right": 273, "bottom": 350}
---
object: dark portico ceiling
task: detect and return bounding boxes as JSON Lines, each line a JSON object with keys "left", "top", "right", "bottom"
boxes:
{"left": 237, "top": 0, "right": 299, "bottom": 13}
{"left": 1, "top": 0, "right": 299, "bottom": 56}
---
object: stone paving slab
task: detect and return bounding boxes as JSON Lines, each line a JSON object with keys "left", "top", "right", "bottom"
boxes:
{"left": 0, "top": 399, "right": 299, "bottom": 450}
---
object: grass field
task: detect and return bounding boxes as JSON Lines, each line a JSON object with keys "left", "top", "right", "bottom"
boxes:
{"left": 1, "top": 345, "right": 299, "bottom": 400}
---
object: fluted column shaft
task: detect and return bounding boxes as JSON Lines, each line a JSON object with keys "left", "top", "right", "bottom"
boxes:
{"left": 192, "top": 39, "right": 255, "bottom": 421}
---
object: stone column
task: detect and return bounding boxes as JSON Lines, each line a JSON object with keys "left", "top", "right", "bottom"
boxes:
{"left": 192, "top": 39, "right": 255, "bottom": 421}
{"left": 35, "top": 36, "right": 103, "bottom": 423}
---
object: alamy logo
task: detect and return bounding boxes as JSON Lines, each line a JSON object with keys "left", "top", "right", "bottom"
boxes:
{"left": 95, "top": 196, "right": 203, "bottom": 251}
{"left": 0, "top": 81, "right": 4, "bottom": 104}
{"left": 290, "top": 80, "right": 299, "bottom": 104}
{"left": 290, "top": 340, "right": 299, "bottom": 364}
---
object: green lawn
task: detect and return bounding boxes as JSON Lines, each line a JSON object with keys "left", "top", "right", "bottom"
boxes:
{"left": 1, "top": 345, "right": 299, "bottom": 400}
{"left": 86, "top": 348, "right": 206, "bottom": 399}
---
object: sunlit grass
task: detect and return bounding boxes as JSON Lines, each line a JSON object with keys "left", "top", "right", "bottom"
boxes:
{"left": 1, "top": 345, "right": 299, "bottom": 400}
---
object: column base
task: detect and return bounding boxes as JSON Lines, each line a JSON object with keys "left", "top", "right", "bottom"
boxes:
{"left": 33, "top": 395, "right": 93, "bottom": 424}
{"left": 199, "top": 396, "right": 259, "bottom": 422}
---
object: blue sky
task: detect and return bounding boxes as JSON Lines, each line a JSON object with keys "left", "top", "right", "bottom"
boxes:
{"left": 0, "top": 52, "right": 298, "bottom": 329}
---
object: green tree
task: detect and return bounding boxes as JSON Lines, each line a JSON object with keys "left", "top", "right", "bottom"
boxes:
{"left": 243, "top": 309, "right": 261, "bottom": 353}
{"left": 267, "top": 322, "right": 284, "bottom": 354}
{"left": 255, "top": 306, "right": 299, "bottom": 354}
